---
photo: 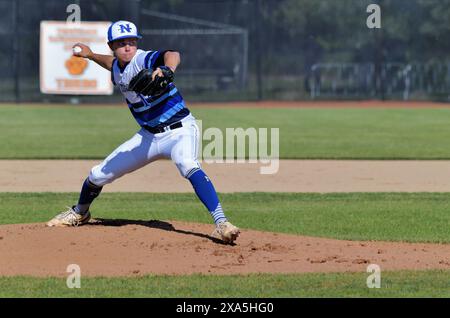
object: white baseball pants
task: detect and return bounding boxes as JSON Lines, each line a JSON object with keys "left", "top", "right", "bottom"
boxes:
{"left": 88, "top": 114, "right": 201, "bottom": 186}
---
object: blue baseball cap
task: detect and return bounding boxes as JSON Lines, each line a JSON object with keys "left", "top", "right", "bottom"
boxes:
{"left": 107, "top": 20, "right": 142, "bottom": 43}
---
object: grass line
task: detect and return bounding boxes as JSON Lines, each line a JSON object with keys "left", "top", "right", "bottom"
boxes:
{"left": 0, "top": 270, "right": 449, "bottom": 297}
{"left": 3, "top": 105, "right": 450, "bottom": 159}
{"left": 1, "top": 192, "right": 449, "bottom": 243}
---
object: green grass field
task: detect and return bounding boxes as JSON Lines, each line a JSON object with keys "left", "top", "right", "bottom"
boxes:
{"left": 1, "top": 270, "right": 449, "bottom": 298}
{"left": 2, "top": 104, "right": 450, "bottom": 159}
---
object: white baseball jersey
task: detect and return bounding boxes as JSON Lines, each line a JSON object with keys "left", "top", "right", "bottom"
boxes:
{"left": 111, "top": 49, "right": 189, "bottom": 129}
{"left": 88, "top": 49, "right": 201, "bottom": 185}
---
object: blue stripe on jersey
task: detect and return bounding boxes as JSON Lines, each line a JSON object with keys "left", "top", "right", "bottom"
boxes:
{"left": 132, "top": 97, "right": 177, "bottom": 120}
{"left": 145, "top": 102, "right": 185, "bottom": 127}
{"left": 159, "top": 103, "right": 185, "bottom": 122}
{"left": 147, "top": 100, "right": 184, "bottom": 122}
{"left": 128, "top": 91, "right": 185, "bottom": 127}
{"left": 144, "top": 51, "right": 155, "bottom": 69}
{"left": 145, "top": 51, "right": 160, "bottom": 69}
{"left": 132, "top": 87, "right": 178, "bottom": 113}
{"left": 131, "top": 105, "right": 189, "bottom": 129}
{"left": 150, "top": 52, "right": 161, "bottom": 68}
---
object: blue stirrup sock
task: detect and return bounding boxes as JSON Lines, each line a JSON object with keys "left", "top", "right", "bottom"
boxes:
{"left": 188, "top": 169, "right": 227, "bottom": 224}
{"left": 74, "top": 178, "right": 103, "bottom": 214}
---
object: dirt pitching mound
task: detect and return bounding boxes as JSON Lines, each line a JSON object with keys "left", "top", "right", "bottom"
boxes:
{"left": 0, "top": 220, "right": 449, "bottom": 277}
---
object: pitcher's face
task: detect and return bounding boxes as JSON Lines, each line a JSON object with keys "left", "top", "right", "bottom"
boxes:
{"left": 109, "top": 38, "right": 138, "bottom": 63}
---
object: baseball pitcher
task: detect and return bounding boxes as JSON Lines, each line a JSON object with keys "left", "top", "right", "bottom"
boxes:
{"left": 46, "top": 21, "right": 240, "bottom": 243}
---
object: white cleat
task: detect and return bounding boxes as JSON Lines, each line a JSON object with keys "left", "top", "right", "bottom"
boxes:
{"left": 46, "top": 206, "right": 91, "bottom": 227}
{"left": 212, "top": 221, "right": 240, "bottom": 243}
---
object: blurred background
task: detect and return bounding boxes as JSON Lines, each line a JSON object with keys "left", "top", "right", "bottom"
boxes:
{"left": 0, "top": 0, "right": 449, "bottom": 103}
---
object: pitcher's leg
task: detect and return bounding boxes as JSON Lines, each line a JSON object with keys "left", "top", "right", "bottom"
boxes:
{"left": 169, "top": 120, "right": 240, "bottom": 242}
{"left": 171, "top": 121, "right": 225, "bottom": 223}
{"left": 79, "top": 129, "right": 161, "bottom": 212}
{"left": 88, "top": 130, "right": 157, "bottom": 187}
{"left": 73, "top": 177, "right": 104, "bottom": 214}
{"left": 47, "top": 130, "right": 158, "bottom": 227}
{"left": 187, "top": 167, "right": 226, "bottom": 224}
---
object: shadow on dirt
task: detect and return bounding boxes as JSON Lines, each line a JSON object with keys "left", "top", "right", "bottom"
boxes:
{"left": 87, "top": 218, "right": 234, "bottom": 245}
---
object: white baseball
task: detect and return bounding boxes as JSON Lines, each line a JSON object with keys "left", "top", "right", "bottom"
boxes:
{"left": 73, "top": 46, "right": 82, "bottom": 54}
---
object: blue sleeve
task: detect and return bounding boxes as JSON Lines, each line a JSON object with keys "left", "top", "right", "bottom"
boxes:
{"left": 144, "top": 50, "right": 161, "bottom": 69}
{"left": 143, "top": 50, "right": 176, "bottom": 69}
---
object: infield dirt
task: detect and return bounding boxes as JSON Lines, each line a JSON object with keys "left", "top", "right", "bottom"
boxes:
{"left": 0, "top": 220, "right": 449, "bottom": 277}
{"left": 4, "top": 160, "right": 450, "bottom": 192}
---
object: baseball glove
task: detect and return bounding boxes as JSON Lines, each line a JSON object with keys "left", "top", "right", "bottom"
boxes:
{"left": 128, "top": 66, "right": 174, "bottom": 96}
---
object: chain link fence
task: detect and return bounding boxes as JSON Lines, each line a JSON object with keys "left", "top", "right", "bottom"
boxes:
{"left": 0, "top": 0, "right": 449, "bottom": 103}
{"left": 309, "top": 62, "right": 450, "bottom": 100}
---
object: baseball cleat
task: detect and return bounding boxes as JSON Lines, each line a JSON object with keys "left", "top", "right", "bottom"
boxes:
{"left": 212, "top": 221, "right": 240, "bottom": 243}
{"left": 46, "top": 206, "right": 91, "bottom": 227}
